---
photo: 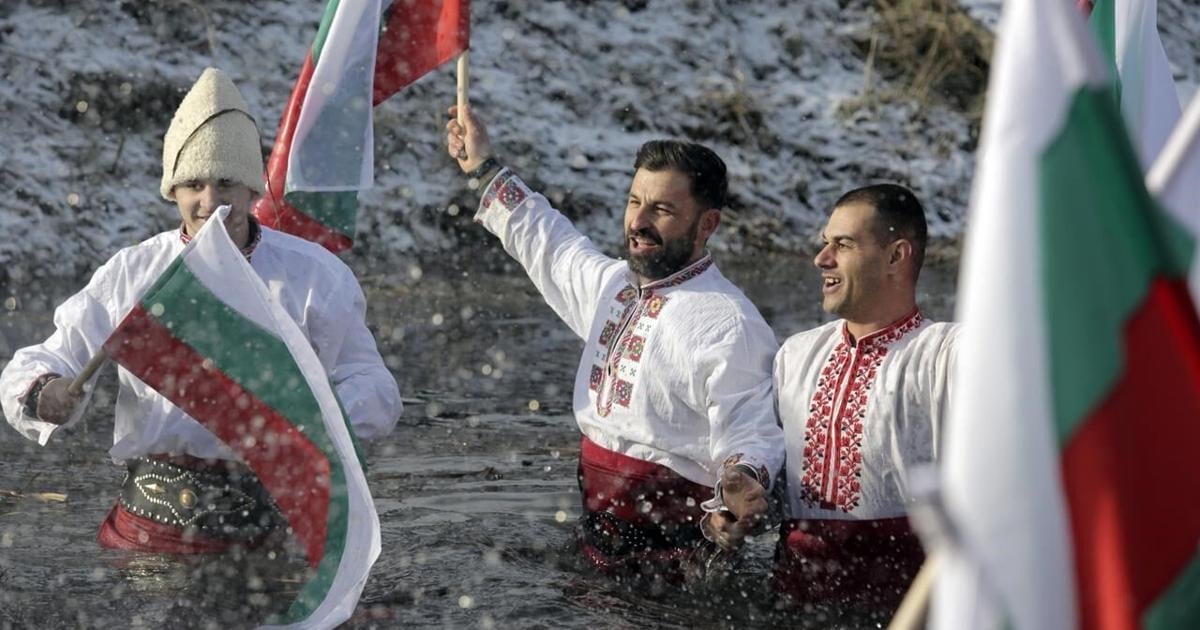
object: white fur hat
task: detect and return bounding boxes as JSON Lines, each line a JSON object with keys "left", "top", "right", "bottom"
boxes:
{"left": 160, "top": 67, "right": 264, "bottom": 200}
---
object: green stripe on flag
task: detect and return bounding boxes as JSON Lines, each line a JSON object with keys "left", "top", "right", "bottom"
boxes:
{"left": 286, "top": 190, "right": 359, "bottom": 237}
{"left": 311, "top": 0, "right": 342, "bottom": 62}
{"left": 1088, "top": 0, "right": 1122, "bottom": 110}
{"left": 1038, "top": 86, "right": 1186, "bottom": 444}
{"left": 139, "top": 261, "right": 353, "bottom": 624}
{"left": 1143, "top": 553, "right": 1200, "bottom": 630}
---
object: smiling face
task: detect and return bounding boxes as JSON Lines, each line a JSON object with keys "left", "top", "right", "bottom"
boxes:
{"left": 172, "top": 177, "right": 257, "bottom": 247}
{"left": 623, "top": 168, "right": 719, "bottom": 284}
{"left": 813, "top": 202, "right": 893, "bottom": 323}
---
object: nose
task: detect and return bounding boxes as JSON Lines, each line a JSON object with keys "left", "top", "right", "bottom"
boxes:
{"left": 814, "top": 243, "right": 835, "bottom": 269}
{"left": 628, "top": 207, "right": 653, "bottom": 234}
{"left": 196, "top": 184, "right": 221, "bottom": 211}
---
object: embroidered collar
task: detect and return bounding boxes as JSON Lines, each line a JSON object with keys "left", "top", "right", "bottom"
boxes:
{"left": 840, "top": 308, "right": 923, "bottom": 349}
{"left": 628, "top": 252, "right": 714, "bottom": 291}
{"left": 179, "top": 215, "right": 262, "bottom": 260}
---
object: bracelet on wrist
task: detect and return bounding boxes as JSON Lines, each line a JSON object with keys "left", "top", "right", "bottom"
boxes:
{"left": 466, "top": 157, "right": 500, "bottom": 180}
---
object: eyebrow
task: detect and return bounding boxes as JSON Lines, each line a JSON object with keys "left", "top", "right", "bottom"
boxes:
{"left": 628, "top": 194, "right": 677, "bottom": 209}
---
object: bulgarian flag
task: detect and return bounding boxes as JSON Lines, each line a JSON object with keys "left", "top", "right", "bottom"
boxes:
{"left": 929, "top": 0, "right": 1200, "bottom": 628}
{"left": 102, "top": 207, "right": 377, "bottom": 628}
{"left": 1083, "top": 0, "right": 1181, "bottom": 168}
{"left": 254, "top": 0, "right": 470, "bottom": 252}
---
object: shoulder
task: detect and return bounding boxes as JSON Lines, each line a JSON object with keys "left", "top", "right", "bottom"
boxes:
{"left": 673, "top": 269, "right": 774, "bottom": 341}
{"left": 780, "top": 320, "right": 841, "bottom": 355}
{"left": 91, "top": 231, "right": 180, "bottom": 283}
{"left": 911, "top": 320, "right": 961, "bottom": 350}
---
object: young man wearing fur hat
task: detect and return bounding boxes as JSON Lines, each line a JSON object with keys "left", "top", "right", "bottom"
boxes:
{"left": 0, "top": 68, "right": 402, "bottom": 553}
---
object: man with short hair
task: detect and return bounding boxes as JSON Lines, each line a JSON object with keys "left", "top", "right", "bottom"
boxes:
{"left": 765, "top": 184, "right": 957, "bottom": 613}
{"left": 1, "top": 67, "right": 402, "bottom": 553}
{"left": 445, "top": 106, "right": 784, "bottom": 577}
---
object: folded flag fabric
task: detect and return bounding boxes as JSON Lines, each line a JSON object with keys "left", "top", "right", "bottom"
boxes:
{"left": 929, "top": 1, "right": 1200, "bottom": 629}
{"left": 103, "top": 206, "right": 378, "bottom": 629}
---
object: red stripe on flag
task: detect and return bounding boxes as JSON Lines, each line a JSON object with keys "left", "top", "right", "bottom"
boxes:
{"left": 104, "top": 306, "right": 333, "bottom": 567}
{"left": 1061, "top": 278, "right": 1200, "bottom": 629}
{"left": 373, "top": 0, "right": 469, "bottom": 104}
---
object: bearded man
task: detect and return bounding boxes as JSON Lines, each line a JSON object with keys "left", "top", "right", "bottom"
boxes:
{"left": 445, "top": 106, "right": 783, "bottom": 578}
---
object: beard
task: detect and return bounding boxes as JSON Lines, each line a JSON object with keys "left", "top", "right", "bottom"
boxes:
{"left": 626, "top": 218, "right": 701, "bottom": 281}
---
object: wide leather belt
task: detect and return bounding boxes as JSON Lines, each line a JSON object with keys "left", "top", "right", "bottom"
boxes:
{"left": 119, "top": 457, "right": 285, "bottom": 541}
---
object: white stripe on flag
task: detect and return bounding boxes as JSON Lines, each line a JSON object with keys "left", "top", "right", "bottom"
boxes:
{"left": 1146, "top": 91, "right": 1200, "bottom": 306}
{"left": 930, "top": 1, "right": 1114, "bottom": 629}
{"left": 287, "top": 0, "right": 383, "bottom": 194}
{"left": 1108, "top": 0, "right": 1181, "bottom": 167}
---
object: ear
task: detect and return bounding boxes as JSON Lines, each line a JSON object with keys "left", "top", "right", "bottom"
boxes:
{"left": 699, "top": 208, "right": 721, "bottom": 240}
{"left": 889, "top": 239, "right": 913, "bottom": 269}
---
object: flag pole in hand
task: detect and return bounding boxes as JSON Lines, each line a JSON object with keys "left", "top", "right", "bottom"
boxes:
{"left": 68, "top": 348, "right": 108, "bottom": 396}
{"left": 456, "top": 50, "right": 469, "bottom": 124}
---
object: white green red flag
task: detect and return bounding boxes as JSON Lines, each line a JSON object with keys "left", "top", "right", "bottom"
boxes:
{"left": 254, "top": 0, "right": 470, "bottom": 252}
{"left": 929, "top": 0, "right": 1200, "bottom": 628}
{"left": 102, "top": 207, "right": 377, "bottom": 629}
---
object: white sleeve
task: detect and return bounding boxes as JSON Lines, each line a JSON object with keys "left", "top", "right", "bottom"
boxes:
{"left": 696, "top": 314, "right": 785, "bottom": 511}
{"left": 1, "top": 264, "right": 119, "bottom": 444}
{"left": 474, "top": 169, "right": 623, "bottom": 339}
{"left": 311, "top": 270, "right": 402, "bottom": 441}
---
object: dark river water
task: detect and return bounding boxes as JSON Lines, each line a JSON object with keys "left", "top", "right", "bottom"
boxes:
{"left": 0, "top": 253, "right": 957, "bottom": 629}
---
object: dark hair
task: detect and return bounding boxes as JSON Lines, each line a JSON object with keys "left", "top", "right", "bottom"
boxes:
{"left": 834, "top": 183, "right": 928, "bottom": 272}
{"left": 633, "top": 140, "right": 728, "bottom": 210}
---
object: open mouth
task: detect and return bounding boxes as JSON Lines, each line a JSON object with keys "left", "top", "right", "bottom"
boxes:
{"left": 822, "top": 276, "right": 842, "bottom": 293}
{"left": 628, "top": 233, "right": 661, "bottom": 254}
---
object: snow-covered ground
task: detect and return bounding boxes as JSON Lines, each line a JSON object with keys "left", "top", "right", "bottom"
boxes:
{"left": 0, "top": 0, "right": 1196, "bottom": 282}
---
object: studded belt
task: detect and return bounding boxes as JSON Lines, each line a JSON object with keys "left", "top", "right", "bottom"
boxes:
{"left": 119, "top": 457, "right": 285, "bottom": 541}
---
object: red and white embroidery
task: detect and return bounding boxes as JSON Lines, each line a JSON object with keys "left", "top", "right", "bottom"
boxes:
{"left": 799, "top": 310, "right": 923, "bottom": 512}
{"left": 588, "top": 256, "right": 714, "bottom": 418}
{"left": 481, "top": 170, "right": 528, "bottom": 212}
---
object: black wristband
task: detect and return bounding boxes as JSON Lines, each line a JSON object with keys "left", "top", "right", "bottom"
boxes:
{"left": 466, "top": 157, "right": 500, "bottom": 180}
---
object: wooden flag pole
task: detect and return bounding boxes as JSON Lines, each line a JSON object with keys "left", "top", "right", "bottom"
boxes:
{"left": 456, "top": 50, "right": 469, "bottom": 123}
{"left": 68, "top": 348, "right": 108, "bottom": 396}
{"left": 887, "top": 551, "right": 942, "bottom": 630}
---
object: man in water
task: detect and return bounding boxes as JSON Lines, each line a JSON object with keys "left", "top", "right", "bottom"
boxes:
{"left": 1, "top": 67, "right": 402, "bottom": 553}
{"left": 445, "top": 106, "right": 784, "bottom": 579}
{"left": 757, "top": 184, "right": 958, "bottom": 614}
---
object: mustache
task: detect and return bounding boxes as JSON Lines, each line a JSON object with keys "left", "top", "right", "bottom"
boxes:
{"left": 626, "top": 227, "right": 662, "bottom": 245}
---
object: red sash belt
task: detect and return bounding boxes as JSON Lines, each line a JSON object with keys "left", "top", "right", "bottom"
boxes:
{"left": 576, "top": 436, "right": 715, "bottom": 575}
{"left": 773, "top": 517, "right": 925, "bottom": 611}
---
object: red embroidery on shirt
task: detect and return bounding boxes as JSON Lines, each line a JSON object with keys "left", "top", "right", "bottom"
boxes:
{"left": 598, "top": 321, "right": 618, "bottom": 346}
{"left": 626, "top": 335, "right": 645, "bottom": 361}
{"left": 481, "top": 170, "right": 528, "bottom": 212}
{"left": 799, "top": 310, "right": 923, "bottom": 512}
{"left": 589, "top": 257, "right": 713, "bottom": 418}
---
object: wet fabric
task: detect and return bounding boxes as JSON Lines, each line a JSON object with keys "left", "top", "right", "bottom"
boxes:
{"left": 773, "top": 517, "right": 925, "bottom": 612}
{"left": 575, "top": 436, "right": 716, "bottom": 578}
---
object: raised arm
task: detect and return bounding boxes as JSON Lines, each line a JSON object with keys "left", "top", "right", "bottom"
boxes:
{"left": 445, "top": 106, "right": 622, "bottom": 338}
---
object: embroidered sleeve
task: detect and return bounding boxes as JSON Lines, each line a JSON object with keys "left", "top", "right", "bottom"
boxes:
{"left": 473, "top": 169, "right": 624, "bottom": 339}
